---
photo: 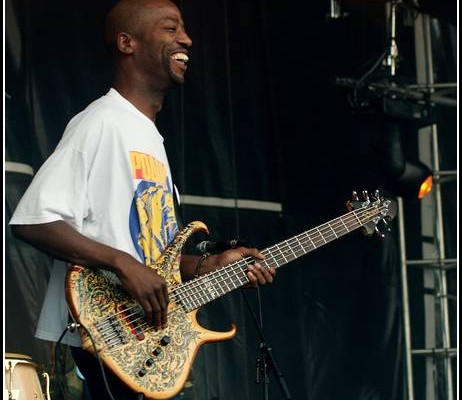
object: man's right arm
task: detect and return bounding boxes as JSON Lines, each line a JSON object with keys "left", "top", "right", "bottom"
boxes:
{"left": 11, "top": 221, "right": 169, "bottom": 329}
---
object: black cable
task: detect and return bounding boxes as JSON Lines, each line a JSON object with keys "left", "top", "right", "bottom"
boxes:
{"left": 80, "top": 322, "right": 118, "bottom": 400}
{"left": 56, "top": 321, "right": 117, "bottom": 400}
{"left": 55, "top": 325, "right": 74, "bottom": 399}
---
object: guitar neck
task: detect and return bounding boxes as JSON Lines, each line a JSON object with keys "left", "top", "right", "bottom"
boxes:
{"left": 173, "top": 204, "right": 384, "bottom": 312}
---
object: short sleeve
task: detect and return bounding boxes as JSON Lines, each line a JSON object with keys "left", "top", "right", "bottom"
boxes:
{"left": 9, "top": 146, "right": 88, "bottom": 231}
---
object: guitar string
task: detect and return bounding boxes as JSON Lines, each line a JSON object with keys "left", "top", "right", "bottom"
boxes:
{"left": 96, "top": 204, "right": 387, "bottom": 345}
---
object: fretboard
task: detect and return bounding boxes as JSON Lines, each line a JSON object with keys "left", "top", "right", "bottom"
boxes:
{"left": 173, "top": 203, "right": 385, "bottom": 312}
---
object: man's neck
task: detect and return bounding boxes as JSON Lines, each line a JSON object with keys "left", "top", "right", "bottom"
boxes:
{"left": 114, "top": 85, "right": 165, "bottom": 122}
{"left": 112, "top": 67, "right": 168, "bottom": 122}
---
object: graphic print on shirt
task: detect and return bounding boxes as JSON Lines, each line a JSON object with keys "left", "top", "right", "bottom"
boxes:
{"left": 129, "top": 151, "right": 179, "bottom": 280}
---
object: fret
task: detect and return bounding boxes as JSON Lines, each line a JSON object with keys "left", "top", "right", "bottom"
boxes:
{"left": 188, "top": 284, "right": 201, "bottom": 309}
{"left": 222, "top": 269, "right": 233, "bottom": 292}
{"left": 318, "top": 227, "right": 329, "bottom": 244}
{"left": 318, "top": 227, "right": 328, "bottom": 243}
{"left": 263, "top": 252, "right": 275, "bottom": 268}
{"left": 295, "top": 235, "right": 308, "bottom": 255}
{"left": 278, "top": 243, "right": 289, "bottom": 264}
{"left": 277, "top": 247, "right": 287, "bottom": 266}
{"left": 181, "top": 294, "right": 194, "bottom": 312}
{"left": 264, "top": 248, "right": 275, "bottom": 266}
{"left": 232, "top": 272, "right": 240, "bottom": 287}
{"left": 352, "top": 210, "right": 362, "bottom": 226}
{"left": 189, "top": 279, "right": 205, "bottom": 310}
{"left": 213, "top": 276, "right": 225, "bottom": 299}
{"left": 328, "top": 222, "right": 338, "bottom": 238}
{"left": 288, "top": 239, "right": 298, "bottom": 260}
{"left": 222, "top": 268, "right": 231, "bottom": 289}
{"left": 295, "top": 246, "right": 305, "bottom": 258}
{"left": 306, "top": 231, "right": 317, "bottom": 250}
{"left": 188, "top": 296, "right": 199, "bottom": 311}
{"left": 206, "top": 284, "right": 217, "bottom": 302}
{"left": 340, "top": 217, "right": 349, "bottom": 233}
{"left": 236, "top": 267, "right": 249, "bottom": 286}
{"left": 186, "top": 284, "right": 199, "bottom": 310}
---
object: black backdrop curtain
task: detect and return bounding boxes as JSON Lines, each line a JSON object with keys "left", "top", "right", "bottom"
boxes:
{"left": 4, "top": 1, "right": 457, "bottom": 399}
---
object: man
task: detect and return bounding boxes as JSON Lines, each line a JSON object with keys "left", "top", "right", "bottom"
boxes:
{"left": 9, "top": 0, "right": 276, "bottom": 398}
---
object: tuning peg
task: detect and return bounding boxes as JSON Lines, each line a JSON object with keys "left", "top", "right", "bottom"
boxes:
{"left": 375, "top": 226, "right": 386, "bottom": 239}
{"left": 352, "top": 191, "right": 359, "bottom": 201}
{"left": 362, "top": 190, "right": 369, "bottom": 201}
{"left": 380, "top": 218, "right": 391, "bottom": 232}
{"left": 375, "top": 218, "right": 391, "bottom": 239}
{"left": 374, "top": 189, "right": 380, "bottom": 200}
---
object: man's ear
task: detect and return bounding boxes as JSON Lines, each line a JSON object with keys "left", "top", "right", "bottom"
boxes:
{"left": 117, "top": 32, "right": 136, "bottom": 54}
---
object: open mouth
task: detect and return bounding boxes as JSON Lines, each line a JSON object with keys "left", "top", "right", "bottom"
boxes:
{"left": 171, "top": 52, "right": 189, "bottom": 69}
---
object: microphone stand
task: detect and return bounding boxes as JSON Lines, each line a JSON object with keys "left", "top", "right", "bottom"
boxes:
{"left": 241, "top": 287, "right": 292, "bottom": 399}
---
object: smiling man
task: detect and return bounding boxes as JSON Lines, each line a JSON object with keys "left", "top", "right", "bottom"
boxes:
{"left": 9, "top": 0, "right": 275, "bottom": 399}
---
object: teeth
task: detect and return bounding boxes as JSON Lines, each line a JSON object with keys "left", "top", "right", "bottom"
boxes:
{"left": 171, "top": 53, "right": 189, "bottom": 63}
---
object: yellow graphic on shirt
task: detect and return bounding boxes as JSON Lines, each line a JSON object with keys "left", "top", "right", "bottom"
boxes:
{"left": 129, "top": 152, "right": 179, "bottom": 283}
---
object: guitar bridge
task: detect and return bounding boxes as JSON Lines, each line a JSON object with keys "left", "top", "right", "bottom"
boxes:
{"left": 95, "top": 303, "right": 146, "bottom": 349}
{"left": 95, "top": 314, "right": 128, "bottom": 349}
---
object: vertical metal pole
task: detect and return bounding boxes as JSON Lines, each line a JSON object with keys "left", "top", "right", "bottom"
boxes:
{"left": 426, "top": 122, "right": 453, "bottom": 400}
{"left": 397, "top": 197, "right": 415, "bottom": 400}
{"left": 384, "top": 1, "right": 399, "bottom": 76}
{"left": 414, "top": 13, "right": 454, "bottom": 400}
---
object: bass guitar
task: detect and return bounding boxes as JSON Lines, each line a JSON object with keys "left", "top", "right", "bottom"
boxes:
{"left": 66, "top": 190, "right": 396, "bottom": 399}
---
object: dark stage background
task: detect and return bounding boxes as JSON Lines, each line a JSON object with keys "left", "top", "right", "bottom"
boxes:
{"left": 5, "top": 1, "right": 457, "bottom": 399}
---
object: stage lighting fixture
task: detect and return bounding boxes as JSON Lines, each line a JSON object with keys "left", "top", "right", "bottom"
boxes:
{"left": 383, "top": 119, "right": 433, "bottom": 200}
{"left": 389, "top": 160, "right": 433, "bottom": 200}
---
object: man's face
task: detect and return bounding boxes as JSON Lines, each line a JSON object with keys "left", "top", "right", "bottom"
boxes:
{"left": 135, "top": 1, "right": 192, "bottom": 88}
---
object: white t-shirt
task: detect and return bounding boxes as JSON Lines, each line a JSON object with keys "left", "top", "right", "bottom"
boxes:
{"left": 10, "top": 88, "right": 179, "bottom": 346}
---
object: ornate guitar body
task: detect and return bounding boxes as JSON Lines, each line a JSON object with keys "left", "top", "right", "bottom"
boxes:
{"left": 66, "top": 191, "right": 396, "bottom": 399}
{"left": 66, "top": 221, "right": 236, "bottom": 399}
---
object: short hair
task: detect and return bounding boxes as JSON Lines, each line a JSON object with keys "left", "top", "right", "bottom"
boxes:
{"left": 104, "top": 0, "right": 179, "bottom": 54}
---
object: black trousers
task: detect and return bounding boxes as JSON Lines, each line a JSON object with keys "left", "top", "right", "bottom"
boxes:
{"left": 70, "top": 346, "right": 139, "bottom": 400}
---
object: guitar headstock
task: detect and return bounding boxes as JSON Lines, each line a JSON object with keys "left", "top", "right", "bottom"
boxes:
{"left": 346, "top": 190, "right": 397, "bottom": 238}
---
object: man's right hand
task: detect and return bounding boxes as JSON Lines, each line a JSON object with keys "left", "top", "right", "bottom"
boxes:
{"left": 115, "top": 257, "right": 169, "bottom": 331}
